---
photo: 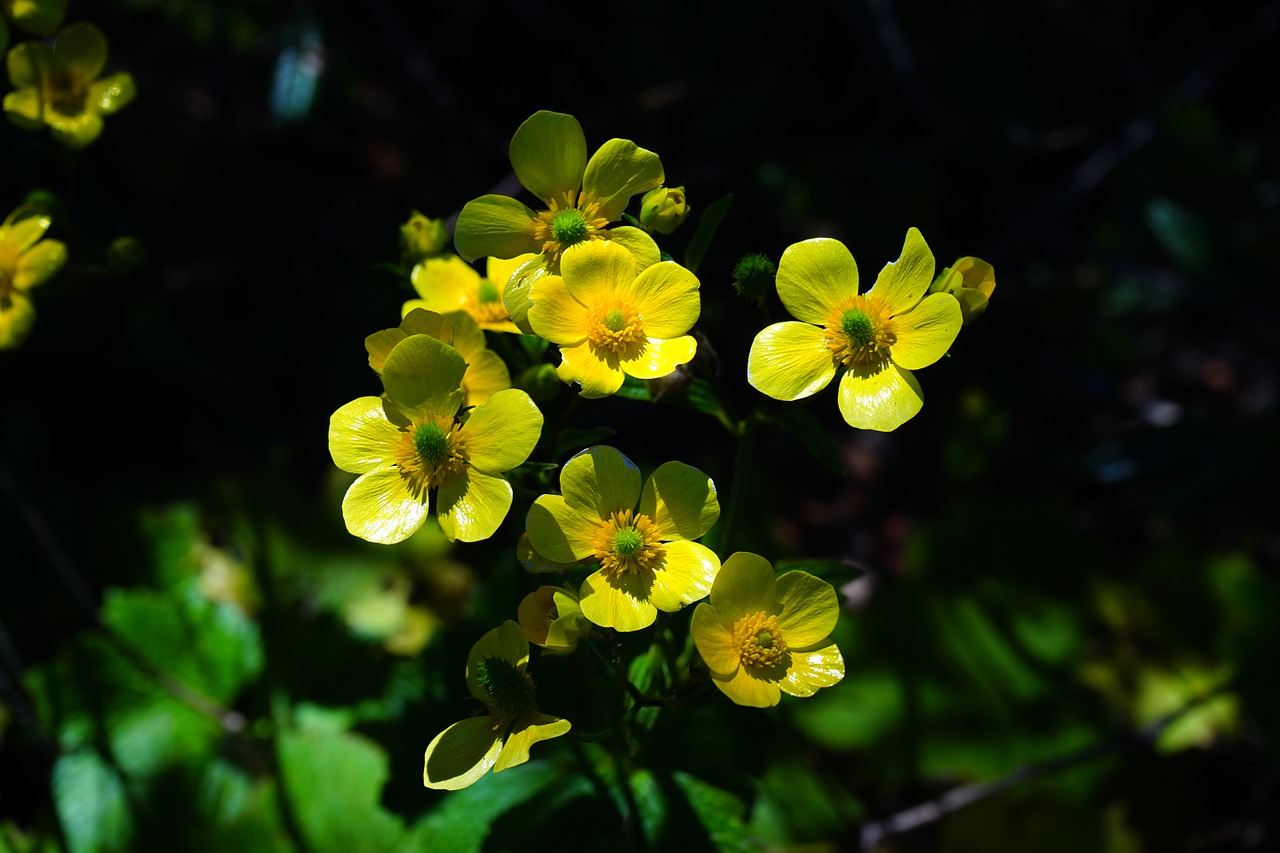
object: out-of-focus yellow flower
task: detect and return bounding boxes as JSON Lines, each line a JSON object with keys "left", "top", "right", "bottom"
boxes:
{"left": 404, "top": 254, "right": 532, "bottom": 334}
{"left": 0, "top": 205, "right": 66, "bottom": 349}
{"left": 526, "top": 446, "right": 720, "bottom": 632}
{"left": 423, "top": 621, "right": 570, "bottom": 790}
{"left": 929, "top": 256, "right": 995, "bottom": 324}
{"left": 4, "top": 22, "right": 134, "bottom": 148}
{"left": 329, "top": 334, "right": 543, "bottom": 544}
{"left": 518, "top": 585, "right": 588, "bottom": 654}
{"left": 399, "top": 211, "right": 449, "bottom": 264}
{"left": 747, "top": 228, "right": 962, "bottom": 432}
{"left": 692, "top": 552, "right": 844, "bottom": 708}
{"left": 454, "top": 111, "right": 665, "bottom": 330}
{"left": 639, "top": 186, "right": 688, "bottom": 234}
{"left": 528, "top": 240, "right": 700, "bottom": 398}
{"left": 366, "top": 308, "right": 511, "bottom": 407}
{"left": 1, "top": 0, "right": 66, "bottom": 37}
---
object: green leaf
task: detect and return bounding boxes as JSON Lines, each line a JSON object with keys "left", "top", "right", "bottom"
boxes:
{"left": 405, "top": 760, "right": 563, "bottom": 853}
{"left": 53, "top": 751, "right": 134, "bottom": 853}
{"left": 683, "top": 194, "right": 733, "bottom": 274}
{"left": 615, "top": 375, "right": 652, "bottom": 401}
{"left": 770, "top": 406, "right": 844, "bottom": 475}
{"left": 1144, "top": 197, "right": 1210, "bottom": 274}
{"left": 277, "top": 729, "right": 405, "bottom": 853}
{"left": 672, "top": 772, "right": 761, "bottom": 852}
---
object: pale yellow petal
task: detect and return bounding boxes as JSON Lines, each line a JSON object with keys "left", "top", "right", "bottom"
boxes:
{"left": 773, "top": 571, "right": 839, "bottom": 648}
{"left": 0, "top": 291, "right": 36, "bottom": 350}
{"left": 503, "top": 257, "right": 551, "bottom": 335}
{"left": 341, "top": 468, "right": 427, "bottom": 545}
{"left": 712, "top": 665, "right": 781, "bottom": 708}
{"left": 579, "top": 569, "right": 657, "bottom": 632}
{"left": 381, "top": 334, "right": 466, "bottom": 420}
{"left": 836, "top": 362, "right": 923, "bottom": 432}
{"left": 423, "top": 717, "right": 504, "bottom": 790}
{"left": 648, "top": 541, "right": 720, "bottom": 612}
{"left": 581, "top": 137, "right": 665, "bottom": 223}
{"left": 776, "top": 238, "right": 858, "bottom": 324}
{"left": 628, "top": 261, "right": 700, "bottom": 339}
{"left": 638, "top": 462, "right": 719, "bottom": 542}
{"left": 747, "top": 322, "right": 836, "bottom": 401}
{"left": 410, "top": 255, "right": 478, "bottom": 308}
{"left": 887, "top": 292, "right": 962, "bottom": 370}
{"left": 709, "top": 552, "right": 777, "bottom": 623}
{"left": 559, "top": 239, "right": 637, "bottom": 308}
{"left": 559, "top": 445, "right": 642, "bottom": 518}
{"left": 328, "top": 397, "right": 401, "bottom": 474}
{"left": 779, "top": 643, "right": 845, "bottom": 698}
{"left": 618, "top": 336, "right": 696, "bottom": 380}
{"left": 436, "top": 469, "right": 512, "bottom": 543}
{"left": 868, "top": 227, "right": 934, "bottom": 316}
{"left": 555, "top": 343, "right": 625, "bottom": 399}
{"left": 525, "top": 496, "right": 600, "bottom": 563}
{"left": 459, "top": 389, "right": 542, "bottom": 473}
{"left": 12, "top": 239, "right": 66, "bottom": 289}
{"left": 454, "top": 194, "right": 541, "bottom": 262}
{"left": 604, "top": 226, "right": 661, "bottom": 272}
{"left": 509, "top": 110, "right": 586, "bottom": 205}
{"left": 493, "top": 713, "right": 571, "bottom": 772}
{"left": 691, "top": 603, "right": 739, "bottom": 676}
{"left": 527, "top": 272, "right": 588, "bottom": 346}
{"left": 460, "top": 348, "right": 511, "bottom": 406}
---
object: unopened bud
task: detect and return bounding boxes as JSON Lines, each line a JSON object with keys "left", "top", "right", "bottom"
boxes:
{"left": 639, "top": 186, "right": 688, "bottom": 235}
{"left": 399, "top": 211, "right": 449, "bottom": 263}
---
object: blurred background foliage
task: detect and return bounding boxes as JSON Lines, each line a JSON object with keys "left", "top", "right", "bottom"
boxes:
{"left": 3, "top": 0, "right": 1280, "bottom": 850}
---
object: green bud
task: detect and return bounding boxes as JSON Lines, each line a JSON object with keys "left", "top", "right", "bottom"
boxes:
{"left": 399, "top": 211, "right": 449, "bottom": 263}
{"left": 731, "top": 253, "right": 776, "bottom": 304}
{"left": 639, "top": 186, "right": 688, "bottom": 235}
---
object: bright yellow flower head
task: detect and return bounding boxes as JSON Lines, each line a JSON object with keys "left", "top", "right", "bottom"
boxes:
{"left": 405, "top": 254, "right": 534, "bottom": 335}
{"left": 518, "top": 585, "right": 589, "bottom": 655}
{"left": 528, "top": 240, "right": 700, "bottom": 399}
{"left": 4, "top": 22, "right": 135, "bottom": 148}
{"left": 930, "top": 255, "right": 996, "bottom": 325}
{"left": 366, "top": 307, "right": 511, "bottom": 407}
{"left": 525, "top": 446, "right": 721, "bottom": 632}
{"left": 0, "top": 206, "right": 66, "bottom": 349}
{"left": 329, "top": 334, "right": 543, "bottom": 544}
{"left": 423, "top": 621, "right": 571, "bottom": 790}
{"left": 691, "top": 552, "right": 845, "bottom": 708}
{"left": 747, "top": 228, "right": 962, "bottom": 432}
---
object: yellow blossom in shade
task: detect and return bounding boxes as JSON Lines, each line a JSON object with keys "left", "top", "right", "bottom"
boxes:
{"left": 404, "top": 254, "right": 534, "bottom": 334}
{"left": 424, "top": 621, "right": 570, "bottom": 790}
{"left": 518, "top": 585, "right": 589, "bottom": 655}
{"left": 747, "top": 228, "right": 963, "bottom": 432}
{"left": 691, "top": 552, "right": 845, "bottom": 708}
{"left": 1, "top": 0, "right": 67, "bottom": 37}
{"left": 0, "top": 206, "right": 66, "bottom": 350}
{"left": 4, "top": 22, "right": 135, "bottom": 148}
{"left": 929, "top": 256, "right": 996, "bottom": 325}
{"left": 366, "top": 308, "right": 510, "bottom": 407}
{"left": 329, "top": 334, "right": 542, "bottom": 544}
{"left": 526, "top": 446, "right": 721, "bottom": 632}
{"left": 527, "top": 239, "right": 700, "bottom": 399}
{"left": 399, "top": 211, "right": 449, "bottom": 263}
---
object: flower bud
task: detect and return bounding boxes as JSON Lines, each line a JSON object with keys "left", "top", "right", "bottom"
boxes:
{"left": 398, "top": 211, "right": 449, "bottom": 263}
{"left": 929, "top": 256, "right": 995, "bottom": 324}
{"left": 639, "top": 186, "right": 688, "bottom": 235}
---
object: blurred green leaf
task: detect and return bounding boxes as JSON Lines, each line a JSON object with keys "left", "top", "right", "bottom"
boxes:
{"left": 53, "top": 751, "right": 134, "bottom": 853}
{"left": 672, "top": 772, "right": 760, "bottom": 852}
{"left": 1144, "top": 197, "right": 1210, "bottom": 274}
{"left": 791, "top": 670, "right": 901, "bottom": 751}
{"left": 683, "top": 194, "right": 733, "bottom": 274}
{"left": 406, "top": 760, "right": 563, "bottom": 852}
{"left": 769, "top": 407, "right": 844, "bottom": 475}
{"left": 555, "top": 426, "right": 617, "bottom": 459}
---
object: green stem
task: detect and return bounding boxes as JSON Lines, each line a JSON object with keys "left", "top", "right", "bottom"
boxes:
{"left": 714, "top": 412, "right": 758, "bottom": 554}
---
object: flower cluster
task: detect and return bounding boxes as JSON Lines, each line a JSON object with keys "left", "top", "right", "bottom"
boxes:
{"left": 0, "top": 206, "right": 66, "bottom": 349}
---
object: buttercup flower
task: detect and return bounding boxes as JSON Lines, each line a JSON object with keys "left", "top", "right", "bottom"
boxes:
{"left": 528, "top": 240, "right": 700, "bottom": 398}
{"left": 691, "top": 552, "right": 844, "bottom": 708}
{"left": 403, "top": 254, "right": 533, "bottom": 334}
{"left": 4, "top": 22, "right": 135, "bottom": 148}
{"left": 747, "top": 228, "right": 962, "bottom": 432}
{"left": 526, "top": 446, "right": 721, "bottom": 632}
{"left": 518, "top": 585, "right": 589, "bottom": 655}
{"left": 366, "top": 307, "right": 510, "bottom": 406}
{"left": 0, "top": 206, "right": 67, "bottom": 349}
{"left": 929, "top": 255, "right": 996, "bottom": 325}
{"left": 423, "top": 621, "right": 570, "bottom": 790}
{"left": 1, "top": 0, "right": 66, "bottom": 37}
{"left": 639, "top": 186, "right": 688, "bottom": 235}
{"left": 329, "top": 334, "right": 542, "bottom": 544}
{"left": 399, "top": 211, "right": 449, "bottom": 264}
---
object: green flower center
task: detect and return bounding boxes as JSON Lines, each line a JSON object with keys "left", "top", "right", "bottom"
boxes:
{"left": 603, "top": 309, "right": 626, "bottom": 332}
{"left": 840, "top": 308, "right": 875, "bottom": 348}
{"left": 613, "top": 528, "right": 644, "bottom": 557}
{"left": 756, "top": 630, "right": 774, "bottom": 649}
{"left": 477, "top": 280, "right": 501, "bottom": 304}
{"left": 550, "top": 209, "right": 589, "bottom": 246}
{"left": 413, "top": 423, "right": 449, "bottom": 465}
{"left": 474, "top": 656, "right": 536, "bottom": 714}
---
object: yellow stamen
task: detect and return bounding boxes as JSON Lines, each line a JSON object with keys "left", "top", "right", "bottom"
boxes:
{"left": 393, "top": 416, "right": 468, "bottom": 498}
{"left": 586, "top": 301, "right": 645, "bottom": 356}
{"left": 732, "top": 612, "right": 788, "bottom": 670}
{"left": 591, "top": 508, "right": 665, "bottom": 577}
{"left": 822, "top": 294, "right": 896, "bottom": 367}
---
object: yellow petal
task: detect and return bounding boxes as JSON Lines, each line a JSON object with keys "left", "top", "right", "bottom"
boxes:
{"left": 603, "top": 226, "right": 661, "bottom": 272}
{"left": 889, "top": 292, "right": 961, "bottom": 370}
{"left": 328, "top": 396, "right": 400, "bottom": 473}
{"left": 747, "top": 322, "right": 835, "bottom": 401}
{"left": 48, "top": 111, "right": 104, "bottom": 149}
{"left": 0, "top": 291, "right": 36, "bottom": 350}
{"left": 516, "top": 531, "right": 580, "bottom": 573}
{"left": 776, "top": 238, "right": 857, "bottom": 324}
{"left": 527, "top": 272, "right": 588, "bottom": 346}
{"left": 581, "top": 137, "right": 665, "bottom": 223}
{"left": 459, "top": 389, "right": 542, "bottom": 473}
{"left": 691, "top": 603, "right": 739, "bottom": 676}
{"left": 779, "top": 642, "right": 845, "bottom": 698}
{"left": 86, "top": 71, "right": 134, "bottom": 115}
{"left": 836, "top": 362, "right": 923, "bottom": 432}
{"left": 579, "top": 569, "right": 657, "bottom": 632}
{"left": 341, "top": 468, "right": 427, "bottom": 544}
{"left": 467, "top": 621, "right": 529, "bottom": 699}
{"left": 410, "top": 255, "right": 477, "bottom": 308}
{"left": 435, "top": 309, "right": 487, "bottom": 356}
{"left": 559, "top": 445, "right": 641, "bottom": 518}
{"left": 503, "top": 256, "right": 550, "bottom": 335}
{"left": 422, "top": 717, "right": 504, "bottom": 791}
{"left": 555, "top": 342, "right": 624, "bottom": 399}
{"left": 628, "top": 261, "right": 700, "bottom": 339}
{"left": 6, "top": 41, "right": 53, "bottom": 90}
{"left": 518, "top": 587, "right": 558, "bottom": 645}
{"left": 381, "top": 334, "right": 466, "bottom": 420}
{"left": 648, "top": 540, "right": 720, "bottom": 612}
{"left": 638, "top": 462, "right": 719, "bottom": 541}
{"left": 868, "top": 227, "right": 933, "bottom": 316}
{"left": 365, "top": 328, "right": 407, "bottom": 374}
{"left": 486, "top": 253, "right": 539, "bottom": 294}
{"left": 509, "top": 110, "right": 586, "bottom": 206}
{"left": 494, "top": 713, "right": 571, "bottom": 772}
{"left": 54, "top": 22, "right": 107, "bottom": 83}
{"left": 454, "top": 194, "right": 540, "bottom": 262}
{"left": 559, "top": 239, "right": 636, "bottom": 308}
{"left": 618, "top": 336, "right": 696, "bottom": 380}
{"left": 709, "top": 552, "right": 777, "bottom": 623}
{"left": 772, "top": 570, "right": 839, "bottom": 648}
{"left": 12, "top": 239, "right": 66, "bottom": 289}
{"left": 4, "top": 86, "right": 43, "bottom": 125}
{"left": 460, "top": 348, "right": 511, "bottom": 406}
{"left": 0, "top": 211, "right": 51, "bottom": 254}
{"left": 436, "top": 469, "right": 512, "bottom": 543}
{"left": 525, "top": 496, "right": 600, "bottom": 563}
{"left": 712, "top": 665, "right": 781, "bottom": 708}
{"left": 7, "top": 0, "right": 66, "bottom": 36}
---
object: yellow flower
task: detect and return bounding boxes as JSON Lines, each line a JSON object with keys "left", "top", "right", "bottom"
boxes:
{"left": 518, "top": 585, "right": 589, "bottom": 655}
{"left": 366, "top": 307, "right": 510, "bottom": 406}
{"left": 747, "top": 228, "right": 962, "bottom": 432}
{"left": 399, "top": 211, "right": 449, "bottom": 263}
{"left": 639, "top": 186, "right": 688, "bottom": 234}
{"left": 4, "top": 22, "right": 135, "bottom": 148}
{"left": 328, "top": 334, "right": 543, "bottom": 544}
{"left": 528, "top": 240, "right": 700, "bottom": 398}
{"left": 691, "top": 552, "right": 845, "bottom": 708}
{"left": 423, "top": 621, "right": 570, "bottom": 790}
{"left": 1, "top": 0, "right": 66, "bottom": 37}
{"left": 930, "top": 256, "right": 996, "bottom": 325}
{"left": 526, "top": 446, "right": 721, "bottom": 632}
{"left": 404, "top": 254, "right": 532, "bottom": 334}
{"left": 0, "top": 205, "right": 66, "bottom": 349}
